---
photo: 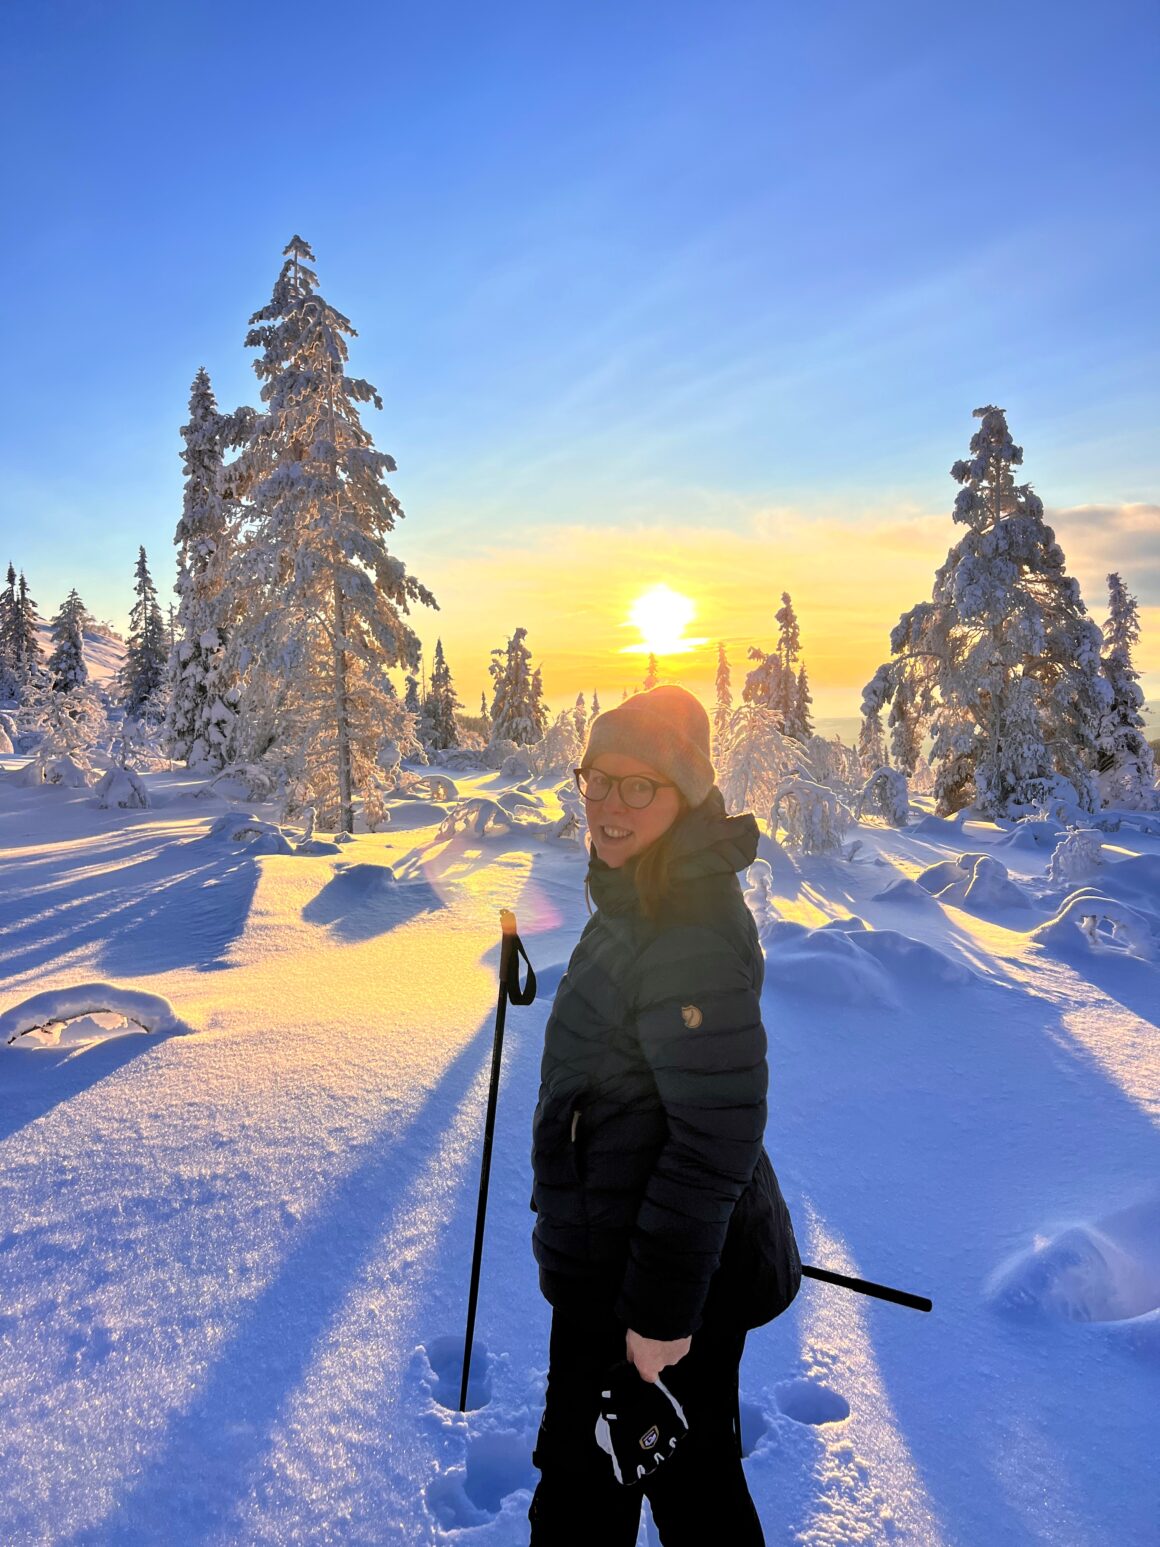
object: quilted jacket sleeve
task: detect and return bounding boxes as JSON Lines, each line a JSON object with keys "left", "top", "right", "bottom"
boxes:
{"left": 614, "top": 926, "right": 768, "bottom": 1340}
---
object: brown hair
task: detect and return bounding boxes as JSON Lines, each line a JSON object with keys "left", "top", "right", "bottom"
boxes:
{"left": 584, "top": 791, "right": 691, "bottom": 920}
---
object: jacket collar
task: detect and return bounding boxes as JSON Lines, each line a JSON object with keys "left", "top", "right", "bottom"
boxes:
{"left": 585, "top": 785, "right": 759, "bottom": 916}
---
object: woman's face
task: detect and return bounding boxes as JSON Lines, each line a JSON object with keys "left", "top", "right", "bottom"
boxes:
{"left": 583, "top": 752, "right": 684, "bottom": 868}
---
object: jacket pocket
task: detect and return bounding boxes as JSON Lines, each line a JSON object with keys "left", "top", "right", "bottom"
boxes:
{"left": 708, "top": 1149, "right": 802, "bottom": 1329}
{"left": 531, "top": 1091, "right": 583, "bottom": 1193}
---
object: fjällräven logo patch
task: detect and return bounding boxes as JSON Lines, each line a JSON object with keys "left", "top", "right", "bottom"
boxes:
{"left": 680, "top": 1004, "right": 702, "bottom": 1028}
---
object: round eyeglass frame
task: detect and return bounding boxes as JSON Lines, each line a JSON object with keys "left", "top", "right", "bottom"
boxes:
{"left": 572, "top": 766, "right": 678, "bottom": 809}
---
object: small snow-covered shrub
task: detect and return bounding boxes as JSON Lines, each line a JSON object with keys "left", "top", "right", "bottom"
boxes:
{"left": 0, "top": 711, "right": 17, "bottom": 740}
{"left": 19, "top": 753, "right": 98, "bottom": 788}
{"left": 917, "top": 852, "right": 1029, "bottom": 911}
{"left": 94, "top": 766, "right": 150, "bottom": 809}
{"left": 485, "top": 737, "right": 519, "bottom": 770}
{"left": 742, "top": 859, "right": 780, "bottom": 932}
{"left": 206, "top": 812, "right": 294, "bottom": 854}
{"left": 421, "top": 774, "right": 459, "bottom": 802}
{"left": 438, "top": 797, "right": 514, "bottom": 838}
{"left": 806, "top": 735, "right": 862, "bottom": 795}
{"left": 855, "top": 766, "right": 909, "bottom": 827}
{"left": 1047, "top": 828, "right": 1104, "bottom": 885}
{"left": 0, "top": 726, "right": 12, "bottom": 754}
{"left": 208, "top": 761, "right": 281, "bottom": 805}
{"left": 500, "top": 748, "right": 535, "bottom": 780}
{"left": 1031, "top": 891, "right": 1159, "bottom": 961}
{"left": 771, "top": 776, "right": 853, "bottom": 856}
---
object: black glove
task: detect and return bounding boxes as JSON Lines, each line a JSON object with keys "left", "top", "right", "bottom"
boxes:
{"left": 593, "top": 1358, "right": 691, "bottom": 1486}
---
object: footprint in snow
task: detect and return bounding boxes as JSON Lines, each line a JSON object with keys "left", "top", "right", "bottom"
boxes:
{"left": 773, "top": 1378, "right": 851, "bottom": 1425}
{"left": 425, "top": 1428, "right": 536, "bottom": 1530}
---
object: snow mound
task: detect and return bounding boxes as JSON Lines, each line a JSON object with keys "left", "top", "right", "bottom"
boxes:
{"left": 1100, "top": 854, "right": 1160, "bottom": 900}
{"left": 763, "top": 917, "right": 971, "bottom": 1003}
{"left": 204, "top": 813, "right": 294, "bottom": 855}
{"left": 1, "top": 983, "right": 190, "bottom": 1047}
{"left": 911, "top": 811, "right": 967, "bottom": 838}
{"left": 11, "top": 754, "right": 97, "bottom": 789}
{"left": 871, "top": 876, "right": 940, "bottom": 907}
{"left": 986, "top": 1197, "right": 1160, "bottom": 1327}
{"left": 1030, "top": 891, "right": 1160, "bottom": 961}
{"left": 994, "top": 817, "right": 1065, "bottom": 853}
{"left": 917, "top": 852, "right": 1030, "bottom": 911}
{"left": 0, "top": 727, "right": 12, "bottom": 754}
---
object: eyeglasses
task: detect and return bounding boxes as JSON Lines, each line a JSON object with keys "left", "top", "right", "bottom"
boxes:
{"left": 572, "top": 767, "right": 677, "bottom": 809}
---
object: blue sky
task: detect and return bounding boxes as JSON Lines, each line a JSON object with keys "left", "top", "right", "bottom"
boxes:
{"left": 1, "top": 0, "right": 1156, "bottom": 716}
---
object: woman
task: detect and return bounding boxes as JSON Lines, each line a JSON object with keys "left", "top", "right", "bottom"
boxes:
{"left": 528, "top": 685, "right": 801, "bottom": 1546}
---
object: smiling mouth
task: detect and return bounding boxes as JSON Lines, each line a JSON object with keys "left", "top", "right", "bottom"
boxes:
{"left": 600, "top": 826, "right": 634, "bottom": 840}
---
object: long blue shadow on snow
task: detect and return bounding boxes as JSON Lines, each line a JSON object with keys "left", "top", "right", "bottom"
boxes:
{"left": 765, "top": 961, "right": 1160, "bottom": 1547}
{"left": 59, "top": 961, "right": 526, "bottom": 1547}
{"left": 300, "top": 863, "right": 447, "bottom": 942}
{"left": 0, "top": 835, "right": 258, "bottom": 981}
{"left": 0, "top": 1029, "right": 179, "bottom": 1145}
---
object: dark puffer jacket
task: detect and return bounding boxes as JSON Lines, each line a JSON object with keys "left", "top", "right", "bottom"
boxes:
{"left": 530, "top": 786, "right": 801, "bottom": 1341}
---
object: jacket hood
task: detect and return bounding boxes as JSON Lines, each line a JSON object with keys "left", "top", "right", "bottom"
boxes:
{"left": 586, "top": 785, "right": 759, "bottom": 916}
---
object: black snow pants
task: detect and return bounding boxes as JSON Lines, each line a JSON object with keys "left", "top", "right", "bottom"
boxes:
{"left": 527, "top": 1304, "right": 765, "bottom": 1546}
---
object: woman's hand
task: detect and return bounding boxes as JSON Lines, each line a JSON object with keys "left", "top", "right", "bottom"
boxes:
{"left": 625, "top": 1328, "right": 692, "bottom": 1383}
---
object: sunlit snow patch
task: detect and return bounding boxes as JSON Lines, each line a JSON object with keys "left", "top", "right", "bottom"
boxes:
{"left": 0, "top": 982, "right": 190, "bottom": 1048}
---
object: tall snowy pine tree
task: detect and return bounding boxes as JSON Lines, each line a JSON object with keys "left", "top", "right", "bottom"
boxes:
{"left": 1096, "top": 572, "right": 1157, "bottom": 809}
{"left": 0, "top": 569, "right": 44, "bottom": 703}
{"left": 231, "top": 236, "right": 438, "bottom": 831}
{"left": 47, "top": 589, "right": 90, "bottom": 691}
{"left": 168, "top": 368, "right": 257, "bottom": 768}
{"left": 863, "top": 405, "right": 1108, "bottom": 816}
{"left": 120, "top": 548, "right": 169, "bottom": 720}
{"left": 488, "top": 627, "right": 550, "bottom": 746}
{"left": 418, "top": 639, "right": 462, "bottom": 751}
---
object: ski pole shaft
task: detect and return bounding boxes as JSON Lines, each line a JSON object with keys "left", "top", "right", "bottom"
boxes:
{"left": 459, "top": 910, "right": 536, "bottom": 1412}
{"left": 459, "top": 924, "right": 512, "bottom": 1411}
{"left": 801, "top": 1263, "right": 932, "bottom": 1312}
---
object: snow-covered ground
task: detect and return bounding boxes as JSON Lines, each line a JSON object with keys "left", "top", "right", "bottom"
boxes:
{"left": 1, "top": 752, "right": 1157, "bottom": 1545}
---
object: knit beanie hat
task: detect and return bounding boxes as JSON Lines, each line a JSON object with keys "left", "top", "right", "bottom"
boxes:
{"left": 581, "top": 685, "right": 715, "bottom": 809}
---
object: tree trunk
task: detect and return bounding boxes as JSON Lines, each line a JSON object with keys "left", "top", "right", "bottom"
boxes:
{"left": 333, "top": 571, "right": 354, "bottom": 835}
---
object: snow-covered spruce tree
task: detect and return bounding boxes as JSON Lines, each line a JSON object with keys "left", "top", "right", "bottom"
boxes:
{"left": 230, "top": 236, "right": 438, "bottom": 832}
{"left": 1096, "top": 572, "right": 1157, "bottom": 809}
{"left": 404, "top": 674, "right": 422, "bottom": 715}
{"left": 716, "top": 700, "right": 810, "bottom": 824}
{"left": 19, "top": 668, "right": 107, "bottom": 784}
{"left": 858, "top": 709, "right": 888, "bottom": 775}
{"left": 536, "top": 707, "right": 583, "bottom": 775}
{"left": 418, "top": 638, "right": 462, "bottom": 752}
{"left": 591, "top": 689, "right": 601, "bottom": 718}
{"left": 0, "top": 563, "right": 21, "bottom": 701}
{"left": 862, "top": 405, "right": 1107, "bottom": 817}
{"left": 787, "top": 665, "right": 813, "bottom": 742}
{"left": 643, "top": 653, "right": 660, "bottom": 691}
{"left": 743, "top": 640, "right": 790, "bottom": 730}
{"left": 774, "top": 593, "right": 802, "bottom": 725}
{"left": 488, "top": 626, "right": 550, "bottom": 746}
{"left": 167, "top": 368, "right": 257, "bottom": 769}
{"left": 571, "top": 691, "right": 588, "bottom": 748}
{"left": 713, "top": 642, "right": 732, "bottom": 750}
{"left": 1, "top": 568, "right": 44, "bottom": 703}
{"left": 120, "top": 547, "right": 169, "bottom": 721}
{"left": 47, "top": 589, "right": 90, "bottom": 691}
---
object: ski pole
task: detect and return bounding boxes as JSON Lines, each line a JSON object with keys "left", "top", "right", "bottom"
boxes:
{"left": 459, "top": 907, "right": 537, "bottom": 1412}
{"left": 801, "top": 1263, "right": 931, "bottom": 1312}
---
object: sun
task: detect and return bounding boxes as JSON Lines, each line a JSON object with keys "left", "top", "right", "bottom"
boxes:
{"left": 620, "top": 583, "right": 708, "bottom": 656}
